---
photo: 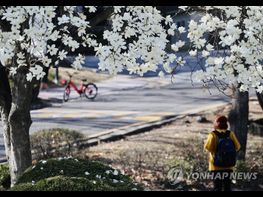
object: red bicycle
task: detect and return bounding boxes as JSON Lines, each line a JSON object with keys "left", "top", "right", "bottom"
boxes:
{"left": 62, "top": 72, "right": 98, "bottom": 102}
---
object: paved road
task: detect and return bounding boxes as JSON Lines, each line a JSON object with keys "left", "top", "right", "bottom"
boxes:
{"left": 0, "top": 72, "right": 231, "bottom": 160}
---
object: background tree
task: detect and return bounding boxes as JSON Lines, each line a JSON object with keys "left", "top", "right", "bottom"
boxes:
{"left": 177, "top": 6, "right": 263, "bottom": 160}
{"left": 97, "top": 6, "right": 263, "bottom": 161}
{"left": 256, "top": 92, "right": 263, "bottom": 110}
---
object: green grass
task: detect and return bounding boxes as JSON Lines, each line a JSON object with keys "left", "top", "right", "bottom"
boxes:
{"left": 11, "top": 158, "right": 142, "bottom": 191}
{"left": 12, "top": 176, "right": 114, "bottom": 191}
{"left": 0, "top": 164, "right": 10, "bottom": 190}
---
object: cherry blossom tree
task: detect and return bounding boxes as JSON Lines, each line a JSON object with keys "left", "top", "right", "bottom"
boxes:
{"left": 177, "top": 6, "right": 263, "bottom": 160}
{"left": 0, "top": 6, "right": 184, "bottom": 185}
{"left": 0, "top": 6, "right": 98, "bottom": 185}
{"left": 98, "top": 6, "right": 263, "bottom": 161}
{"left": 3, "top": 5, "right": 261, "bottom": 186}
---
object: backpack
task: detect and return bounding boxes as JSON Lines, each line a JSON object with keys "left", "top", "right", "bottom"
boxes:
{"left": 213, "top": 130, "right": 237, "bottom": 167}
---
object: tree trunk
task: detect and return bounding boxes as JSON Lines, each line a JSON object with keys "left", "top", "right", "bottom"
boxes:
{"left": 32, "top": 80, "right": 41, "bottom": 103}
{"left": 54, "top": 67, "right": 59, "bottom": 84}
{"left": 256, "top": 91, "right": 263, "bottom": 111}
{"left": 228, "top": 88, "right": 249, "bottom": 160}
{"left": 8, "top": 67, "right": 33, "bottom": 185}
{"left": 0, "top": 66, "right": 12, "bottom": 161}
{"left": 1, "top": 106, "right": 11, "bottom": 161}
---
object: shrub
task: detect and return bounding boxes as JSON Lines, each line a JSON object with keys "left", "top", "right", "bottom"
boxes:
{"left": 12, "top": 157, "right": 142, "bottom": 191}
{"left": 31, "top": 128, "right": 85, "bottom": 160}
{"left": 0, "top": 164, "right": 10, "bottom": 190}
{"left": 12, "top": 176, "right": 113, "bottom": 191}
{"left": 235, "top": 160, "right": 249, "bottom": 172}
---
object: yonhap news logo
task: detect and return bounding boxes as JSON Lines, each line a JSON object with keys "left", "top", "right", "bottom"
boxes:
{"left": 167, "top": 167, "right": 258, "bottom": 185}
{"left": 167, "top": 167, "right": 185, "bottom": 185}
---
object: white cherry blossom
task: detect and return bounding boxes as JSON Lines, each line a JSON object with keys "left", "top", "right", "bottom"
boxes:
{"left": 181, "top": 6, "right": 263, "bottom": 93}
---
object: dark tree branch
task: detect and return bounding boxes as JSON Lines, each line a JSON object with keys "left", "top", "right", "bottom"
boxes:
{"left": 89, "top": 7, "right": 113, "bottom": 27}
{"left": 0, "top": 65, "right": 12, "bottom": 109}
{"left": 256, "top": 91, "right": 263, "bottom": 111}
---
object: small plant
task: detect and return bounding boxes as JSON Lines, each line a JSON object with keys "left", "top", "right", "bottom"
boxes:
{"left": 31, "top": 128, "right": 85, "bottom": 160}
{"left": 0, "top": 164, "right": 10, "bottom": 190}
{"left": 235, "top": 160, "right": 249, "bottom": 172}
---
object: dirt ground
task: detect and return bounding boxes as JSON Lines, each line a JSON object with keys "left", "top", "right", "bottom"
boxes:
{"left": 76, "top": 97, "right": 263, "bottom": 191}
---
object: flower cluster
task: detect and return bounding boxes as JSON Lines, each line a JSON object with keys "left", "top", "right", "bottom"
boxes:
{"left": 182, "top": 6, "right": 263, "bottom": 93}
{"left": 95, "top": 6, "right": 185, "bottom": 76}
{"left": 0, "top": 6, "right": 98, "bottom": 81}
{"left": 0, "top": 6, "right": 185, "bottom": 81}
